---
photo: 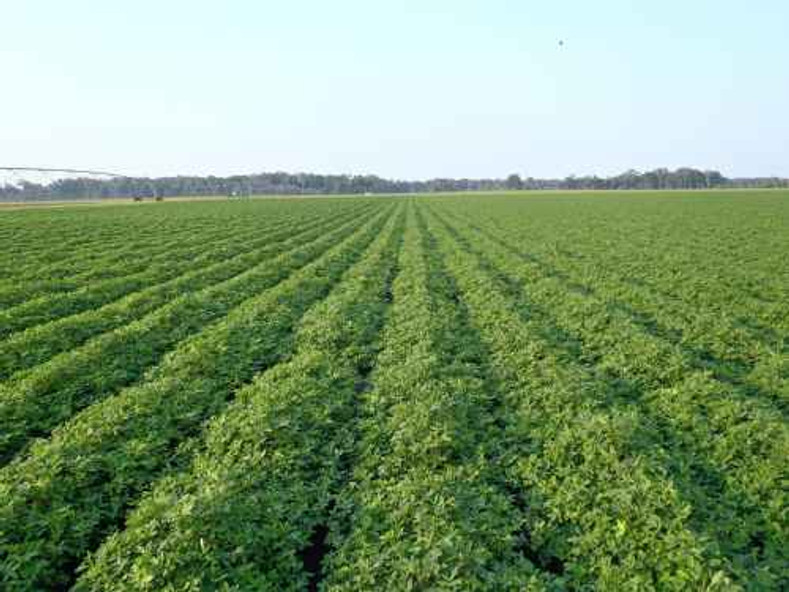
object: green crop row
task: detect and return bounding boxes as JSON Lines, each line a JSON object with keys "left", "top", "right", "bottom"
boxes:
{"left": 0, "top": 204, "right": 327, "bottom": 336}
{"left": 447, "top": 195, "right": 789, "bottom": 365}
{"left": 456, "top": 209, "right": 788, "bottom": 412}
{"left": 0, "top": 201, "right": 372, "bottom": 380}
{"left": 0, "top": 199, "right": 344, "bottom": 306}
{"left": 423, "top": 207, "right": 735, "bottom": 590}
{"left": 0, "top": 204, "right": 394, "bottom": 590}
{"left": 0, "top": 200, "right": 256, "bottom": 266}
{"left": 0, "top": 220, "right": 255, "bottom": 309}
{"left": 0, "top": 207, "right": 231, "bottom": 285}
{"left": 0, "top": 192, "right": 785, "bottom": 590}
{"left": 443, "top": 193, "right": 787, "bottom": 333}
{"left": 73, "top": 203, "right": 405, "bottom": 591}
{"left": 429, "top": 205, "right": 788, "bottom": 589}
{"left": 0, "top": 204, "right": 379, "bottom": 464}
{"left": 323, "top": 207, "right": 553, "bottom": 590}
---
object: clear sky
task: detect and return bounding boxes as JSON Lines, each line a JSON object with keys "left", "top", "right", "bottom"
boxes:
{"left": 2, "top": 1, "right": 787, "bottom": 179}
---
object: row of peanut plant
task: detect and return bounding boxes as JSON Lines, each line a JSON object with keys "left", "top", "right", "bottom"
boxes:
{"left": 0, "top": 192, "right": 785, "bottom": 590}
{"left": 0, "top": 203, "right": 379, "bottom": 464}
{"left": 428, "top": 199, "right": 787, "bottom": 589}
{"left": 323, "top": 207, "right": 556, "bottom": 590}
{"left": 0, "top": 200, "right": 367, "bottom": 331}
{"left": 74, "top": 203, "right": 405, "bottom": 591}
{"left": 423, "top": 205, "right": 736, "bottom": 589}
{"left": 0, "top": 202, "right": 394, "bottom": 590}
{"left": 0, "top": 201, "right": 373, "bottom": 379}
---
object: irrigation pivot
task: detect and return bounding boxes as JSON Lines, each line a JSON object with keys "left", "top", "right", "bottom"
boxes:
{"left": 0, "top": 166, "right": 162, "bottom": 201}
{"left": 0, "top": 166, "right": 129, "bottom": 179}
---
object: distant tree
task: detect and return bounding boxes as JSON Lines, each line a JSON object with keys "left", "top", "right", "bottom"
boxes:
{"left": 704, "top": 170, "right": 725, "bottom": 187}
{"left": 10, "top": 166, "right": 787, "bottom": 203}
{"left": 506, "top": 173, "right": 524, "bottom": 190}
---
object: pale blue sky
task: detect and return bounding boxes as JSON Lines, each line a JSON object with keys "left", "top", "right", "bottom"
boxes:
{"left": 1, "top": 1, "right": 787, "bottom": 179}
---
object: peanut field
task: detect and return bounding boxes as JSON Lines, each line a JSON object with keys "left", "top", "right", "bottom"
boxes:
{"left": 0, "top": 191, "right": 787, "bottom": 590}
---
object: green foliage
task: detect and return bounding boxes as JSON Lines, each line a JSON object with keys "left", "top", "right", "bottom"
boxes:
{"left": 0, "top": 205, "right": 375, "bottom": 463}
{"left": 323, "top": 209, "right": 552, "bottom": 591}
{"left": 0, "top": 203, "right": 369, "bottom": 379}
{"left": 0, "top": 191, "right": 786, "bottom": 590}
{"left": 74, "top": 206, "right": 405, "bottom": 591}
{"left": 0, "top": 205, "right": 390, "bottom": 590}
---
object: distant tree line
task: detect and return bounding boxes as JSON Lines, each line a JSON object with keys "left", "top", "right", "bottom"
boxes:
{"left": 1, "top": 168, "right": 787, "bottom": 201}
